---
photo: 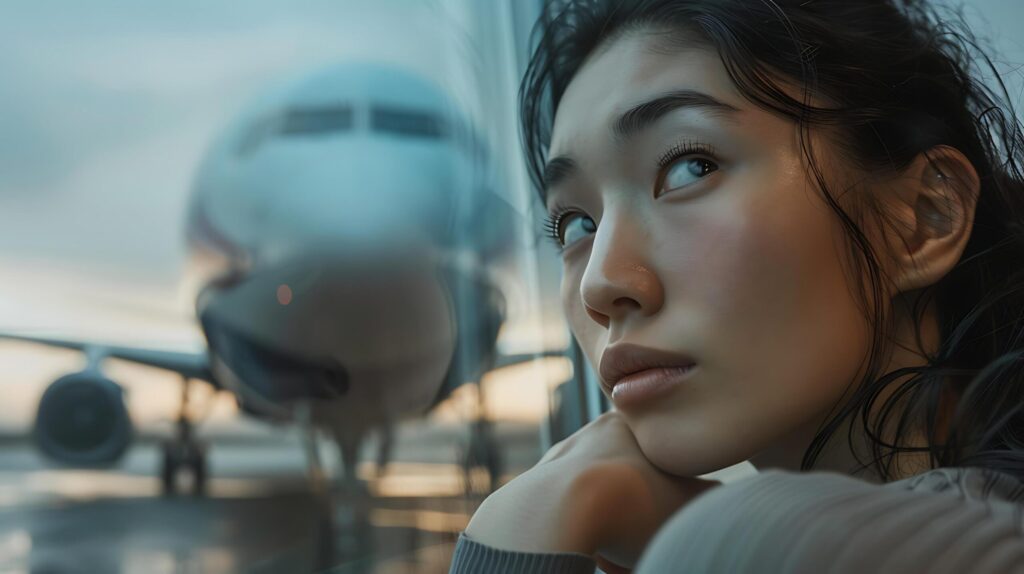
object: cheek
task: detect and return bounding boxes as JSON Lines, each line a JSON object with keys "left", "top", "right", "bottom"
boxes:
{"left": 628, "top": 193, "right": 874, "bottom": 474}
{"left": 666, "top": 187, "right": 871, "bottom": 418}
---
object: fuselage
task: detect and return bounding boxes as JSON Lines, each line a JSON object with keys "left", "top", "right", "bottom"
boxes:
{"left": 181, "top": 62, "right": 511, "bottom": 433}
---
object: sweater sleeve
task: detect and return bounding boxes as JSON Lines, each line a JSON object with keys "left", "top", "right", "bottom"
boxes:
{"left": 635, "top": 467, "right": 1024, "bottom": 574}
{"left": 448, "top": 533, "right": 596, "bottom": 574}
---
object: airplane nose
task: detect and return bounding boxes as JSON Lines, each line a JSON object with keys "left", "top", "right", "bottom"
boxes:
{"left": 250, "top": 140, "right": 464, "bottom": 259}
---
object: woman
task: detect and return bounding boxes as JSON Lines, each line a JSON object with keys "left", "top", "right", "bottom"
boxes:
{"left": 452, "top": 0, "right": 1024, "bottom": 572}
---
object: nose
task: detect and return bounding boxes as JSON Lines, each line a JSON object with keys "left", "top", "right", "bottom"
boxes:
{"left": 579, "top": 213, "right": 665, "bottom": 328}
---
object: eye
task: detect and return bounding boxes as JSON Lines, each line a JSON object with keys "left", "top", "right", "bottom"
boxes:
{"left": 655, "top": 140, "right": 721, "bottom": 197}
{"left": 659, "top": 156, "right": 718, "bottom": 195}
{"left": 548, "top": 211, "right": 596, "bottom": 248}
{"left": 561, "top": 212, "right": 597, "bottom": 247}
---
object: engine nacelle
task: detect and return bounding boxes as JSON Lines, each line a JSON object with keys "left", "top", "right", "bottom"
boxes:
{"left": 33, "top": 371, "right": 133, "bottom": 467}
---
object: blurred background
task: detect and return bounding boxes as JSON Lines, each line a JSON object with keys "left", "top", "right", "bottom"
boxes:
{"left": 0, "top": 1, "right": 1021, "bottom": 573}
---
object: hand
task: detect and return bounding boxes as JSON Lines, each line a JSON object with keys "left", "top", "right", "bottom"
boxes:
{"left": 464, "top": 411, "right": 721, "bottom": 569}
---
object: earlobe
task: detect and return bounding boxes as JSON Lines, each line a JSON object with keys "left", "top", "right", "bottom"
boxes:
{"left": 886, "top": 146, "right": 980, "bottom": 294}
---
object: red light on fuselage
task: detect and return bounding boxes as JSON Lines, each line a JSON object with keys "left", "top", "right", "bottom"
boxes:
{"left": 277, "top": 284, "right": 293, "bottom": 305}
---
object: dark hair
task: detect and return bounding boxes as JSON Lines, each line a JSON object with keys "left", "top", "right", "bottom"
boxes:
{"left": 521, "top": 0, "right": 1024, "bottom": 481}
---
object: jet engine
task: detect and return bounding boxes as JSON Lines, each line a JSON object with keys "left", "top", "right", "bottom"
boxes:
{"left": 33, "top": 370, "right": 133, "bottom": 467}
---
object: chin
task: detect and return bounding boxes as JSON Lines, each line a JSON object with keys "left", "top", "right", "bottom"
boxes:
{"left": 628, "top": 414, "right": 751, "bottom": 477}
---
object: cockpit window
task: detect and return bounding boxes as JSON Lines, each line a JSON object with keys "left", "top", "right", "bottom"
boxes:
{"left": 234, "top": 104, "right": 481, "bottom": 157}
{"left": 370, "top": 105, "right": 445, "bottom": 138}
{"left": 279, "top": 105, "right": 354, "bottom": 135}
{"left": 235, "top": 105, "right": 354, "bottom": 155}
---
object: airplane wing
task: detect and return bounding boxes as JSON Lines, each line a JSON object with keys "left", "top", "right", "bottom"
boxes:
{"left": 490, "top": 349, "right": 569, "bottom": 370}
{"left": 0, "top": 333, "right": 213, "bottom": 383}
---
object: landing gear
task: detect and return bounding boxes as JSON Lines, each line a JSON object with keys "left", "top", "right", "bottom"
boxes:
{"left": 297, "top": 401, "right": 329, "bottom": 496}
{"left": 461, "top": 417, "right": 502, "bottom": 496}
{"left": 160, "top": 377, "right": 209, "bottom": 496}
{"left": 161, "top": 436, "right": 207, "bottom": 495}
{"left": 375, "top": 423, "right": 393, "bottom": 480}
{"left": 332, "top": 426, "right": 369, "bottom": 498}
{"left": 459, "top": 374, "right": 503, "bottom": 496}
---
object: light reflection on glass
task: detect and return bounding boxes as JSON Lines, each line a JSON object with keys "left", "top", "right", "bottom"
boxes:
{"left": 0, "top": 530, "right": 31, "bottom": 572}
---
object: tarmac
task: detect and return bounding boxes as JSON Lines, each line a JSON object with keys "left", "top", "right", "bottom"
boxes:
{"left": 0, "top": 419, "right": 541, "bottom": 574}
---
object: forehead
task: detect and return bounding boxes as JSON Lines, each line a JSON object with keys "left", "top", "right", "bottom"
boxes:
{"left": 549, "top": 30, "right": 744, "bottom": 156}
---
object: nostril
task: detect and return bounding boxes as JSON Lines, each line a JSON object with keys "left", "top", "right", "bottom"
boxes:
{"left": 612, "top": 296, "right": 642, "bottom": 310}
{"left": 585, "top": 304, "right": 610, "bottom": 328}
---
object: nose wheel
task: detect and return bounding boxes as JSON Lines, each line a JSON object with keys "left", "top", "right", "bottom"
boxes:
{"left": 160, "top": 377, "right": 209, "bottom": 496}
{"left": 161, "top": 437, "right": 208, "bottom": 495}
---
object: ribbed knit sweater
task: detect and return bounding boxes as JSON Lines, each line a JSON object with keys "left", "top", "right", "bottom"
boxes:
{"left": 449, "top": 466, "right": 1024, "bottom": 573}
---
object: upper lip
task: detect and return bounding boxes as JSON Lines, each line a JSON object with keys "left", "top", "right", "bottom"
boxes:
{"left": 599, "top": 343, "right": 697, "bottom": 394}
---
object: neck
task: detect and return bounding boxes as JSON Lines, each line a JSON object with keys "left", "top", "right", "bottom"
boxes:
{"left": 749, "top": 292, "right": 945, "bottom": 484}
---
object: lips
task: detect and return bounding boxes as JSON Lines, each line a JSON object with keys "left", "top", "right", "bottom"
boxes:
{"left": 599, "top": 343, "right": 697, "bottom": 395}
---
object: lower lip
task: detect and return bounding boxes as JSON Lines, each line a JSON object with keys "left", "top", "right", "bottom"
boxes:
{"left": 610, "top": 365, "right": 697, "bottom": 409}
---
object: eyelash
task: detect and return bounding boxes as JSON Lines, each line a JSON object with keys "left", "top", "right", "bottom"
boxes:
{"left": 542, "top": 203, "right": 573, "bottom": 250}
{"left": 541, "top": 140, "right": 719, "bottom": 249}
{"left": 657, "top": 139, "right": 719, "bottom": 170}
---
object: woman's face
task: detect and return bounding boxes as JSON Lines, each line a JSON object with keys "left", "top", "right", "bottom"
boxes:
{"left": 547, "top": 31, "right": 874, "bottom": 476}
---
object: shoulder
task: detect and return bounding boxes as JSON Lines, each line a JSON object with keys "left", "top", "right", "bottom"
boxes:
{"left": 634, "top": 467, "right": 1024, "bottom": 573}
{"left": 663, "top": 466, "right": 1024, "bottom": 530}
{"left": 678, "top": 466, "right": 1024, "bottom": 509}
{"left": 887, "top": 466, "right": 1024, "bottom": 503}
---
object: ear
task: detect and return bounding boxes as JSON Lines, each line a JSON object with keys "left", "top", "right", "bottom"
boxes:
{"left": 881, "top": 145, "right": 980, "bottom": 294}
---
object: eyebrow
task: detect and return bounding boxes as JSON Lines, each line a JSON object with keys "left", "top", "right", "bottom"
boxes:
{"left": 542, "top": 89, "right": 740, "bottom": 195}
{"left": 614, "top": 89, "right": 740, "bottom": 139}
{"left": 542, "top": 157, "right": 579, "bottom": 195}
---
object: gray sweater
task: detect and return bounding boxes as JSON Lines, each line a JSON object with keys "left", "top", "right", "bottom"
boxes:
{"left": 449, "top": 467, "right": 1024, "bottom": 573}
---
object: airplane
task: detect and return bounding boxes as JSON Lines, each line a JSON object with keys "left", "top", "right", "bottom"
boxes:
{"left": 2, "top": 60, "right": 555, "bottom": 496}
